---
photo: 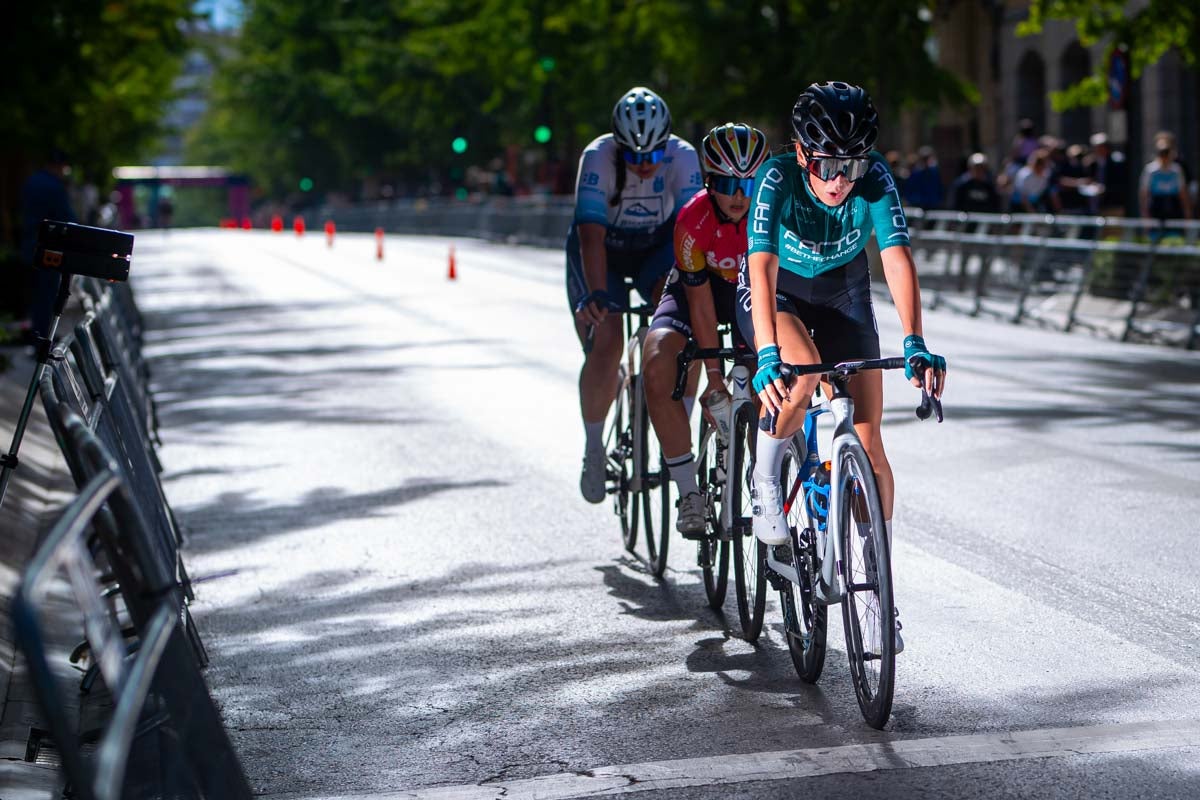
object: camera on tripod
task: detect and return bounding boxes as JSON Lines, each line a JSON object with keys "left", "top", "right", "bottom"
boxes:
{"left": 34, "top": 220, "right": 134, "bottom": 282}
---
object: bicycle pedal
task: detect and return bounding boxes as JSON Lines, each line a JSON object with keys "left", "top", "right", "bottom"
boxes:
{"left": 680, "top": 528, "right": 709, "bottom": 542}
{"left": 771, "top": 544, "right": 794, "bottom": 564}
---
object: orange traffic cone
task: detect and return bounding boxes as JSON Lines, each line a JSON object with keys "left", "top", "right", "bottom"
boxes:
{"left": 270, "top": 215, "right": 283, "bottom": 232}
{"left": 324, "top": 220, "right": 336, "bottom": 247}
{"left": 447, "top": 245, "right": 457, "bottom": 280}
{"left": 293, "top": 215, "right": 306, "bottom": 236}
{"left": 375, "top": 227, "right": 385, "bottom": 261}
{"left": 241, "top": 217, "right": 253, "bottom": 230}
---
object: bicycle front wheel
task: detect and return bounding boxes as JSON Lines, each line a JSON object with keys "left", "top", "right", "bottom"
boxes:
{"left": 609, "top": 366, "right": 638, "bottom": 553}
{"left": 731, "top": 403, "right": 766, "bottom": 642}
{"left": 779, "top": 441, "right": 826, "bottom": 683}
{"left": 697, "top": 419, "right": 729, "bottom": 609}
{"left": 837, "top": 442, "right": 895, "bottom": 729}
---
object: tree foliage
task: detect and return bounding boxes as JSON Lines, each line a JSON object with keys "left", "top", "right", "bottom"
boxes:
{"left": 1019, "top": 0, "right": 1199, "bottom": 111}
{"left": 193, "top": 0, "right": 975, "bottom": 197}
{"left": 1, "top": 0, "right": 195, "bottom": 182}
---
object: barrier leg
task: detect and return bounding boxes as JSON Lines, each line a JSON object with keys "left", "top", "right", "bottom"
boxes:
{"left": 0, "top": 274, "right": 73, "bottom": 506}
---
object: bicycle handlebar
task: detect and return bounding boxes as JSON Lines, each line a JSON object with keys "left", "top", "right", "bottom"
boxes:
{"left": 670, "top": 339, "right": 754, "bottom": 401}
{"left": 582, "top": 303, "right": 658, "bottom": 354}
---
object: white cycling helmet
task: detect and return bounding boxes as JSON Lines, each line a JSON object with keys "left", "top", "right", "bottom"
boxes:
{"left": 611, "top": 87, "right": 672, "bottom": 153}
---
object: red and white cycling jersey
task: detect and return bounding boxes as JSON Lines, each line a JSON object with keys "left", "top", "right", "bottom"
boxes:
{"left": 673, "top": 189, "right": 747, "bottom": 285}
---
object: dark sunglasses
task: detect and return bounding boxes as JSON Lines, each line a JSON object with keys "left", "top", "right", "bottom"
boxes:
{"left": 622, "top": 146, "right": 667, "bottom": 165}
{"left": 708, "top": 175, "right": 755, "bottom": 196}
{"left": 804, "top": 152, "right": 871, "bottom": 182}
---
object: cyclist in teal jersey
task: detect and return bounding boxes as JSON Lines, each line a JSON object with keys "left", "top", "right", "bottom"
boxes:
{"left": 739, "top": 82, "right": 947, "bottom": 650}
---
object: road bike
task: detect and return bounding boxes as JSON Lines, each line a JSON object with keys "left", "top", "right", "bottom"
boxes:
{"left": 672, "top": 337, "right": 767, "bottom": 641}
{"left": 600, "top": 302, "right": 671, "bottom": 578}
{"left": 763, "top": 356, "right": 942, "bottom": 729}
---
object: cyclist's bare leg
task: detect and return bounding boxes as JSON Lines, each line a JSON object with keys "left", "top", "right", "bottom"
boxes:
{"left": 642, "top": 328, "right": 694, "bottom": 460}
{"left": 760, "top": 311, "right": 819, "bottom": 440}
{"left": 848, "top": 370, "right": 894, "bottom": 518}
{"left": 576, "top": 314, "right": 623, "bottom": 425}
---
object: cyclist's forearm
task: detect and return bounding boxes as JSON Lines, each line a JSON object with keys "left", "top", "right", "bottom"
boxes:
{"left": 684, "top": 280, "right": 721, "bottom": 373}
{"left": 881, "top": 246, "right": 923, "bottom": 337}
{"left": 579, "top": 223, "right": 608, "bottom": 294}
{"left": 748, "top": 252, "right": 778, "bottom": 349}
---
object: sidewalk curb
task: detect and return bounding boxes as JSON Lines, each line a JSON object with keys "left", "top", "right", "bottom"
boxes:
{"left": 0, "top": 348, "right": 78, "bottom": 799}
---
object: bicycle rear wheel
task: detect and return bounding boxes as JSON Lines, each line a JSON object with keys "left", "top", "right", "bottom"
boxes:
{"left": 779, "top": 441, "right": 826, "bottom": 683}
{"left": 640, "top": 376, "right": 670, "bottom": 578}
{"left": 696, "top": 419, "right": 729, "bottom": 609}
{"left": 731, "top": 403, "right": 766, "bottom": 642}
{"left": 608, "top": 366, "right": 638, "bottom": 553}
{"left": 837, "top": 442, "right": 895, "bottom": 729}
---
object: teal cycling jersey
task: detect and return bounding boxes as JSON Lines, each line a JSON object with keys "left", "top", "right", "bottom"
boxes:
{"left": 747, "top": 150, "right": 910, "bottom": 278}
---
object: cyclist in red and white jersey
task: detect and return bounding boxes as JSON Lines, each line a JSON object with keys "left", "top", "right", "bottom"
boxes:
{"left": 642, "top": 123, "right": 769, "bottom": 535}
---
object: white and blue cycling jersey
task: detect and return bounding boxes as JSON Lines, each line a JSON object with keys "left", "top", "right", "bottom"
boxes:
{"left": 573, "top": 134, "right": 702, "bottom": 232}
{"left": 566, "top": 133, "right": 702, "bottom": 314}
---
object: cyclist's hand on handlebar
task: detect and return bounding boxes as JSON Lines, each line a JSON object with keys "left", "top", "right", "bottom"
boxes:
{"left": 575, "top": 290, "right": 619, "bottom": 328}
{"left": 752, "top": 344, "right": 790, "bottom": 414}
{"left": 903, "top": 334, "right": 947, "bottom": 399}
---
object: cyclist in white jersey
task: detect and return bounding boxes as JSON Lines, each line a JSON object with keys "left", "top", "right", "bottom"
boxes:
{"left": 568, "top": 87, "right": 703, "bottom": 503}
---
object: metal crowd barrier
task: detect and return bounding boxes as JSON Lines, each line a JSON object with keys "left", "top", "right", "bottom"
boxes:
{"left": 11, "top": 416, "right": 251, "bottom": 799}
{"left": 907, "top": 210, "right": 1200, "bottom": 349}
{"left": 317, "top": 197, "right": 1200, "bottom": 348}
{"left": 11, "top": 275, "right": 251, "bottom": 797}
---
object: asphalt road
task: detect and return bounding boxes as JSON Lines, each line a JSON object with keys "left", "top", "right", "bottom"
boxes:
{"left": 129, "top": 229, "right": 1200, "bottom": 799}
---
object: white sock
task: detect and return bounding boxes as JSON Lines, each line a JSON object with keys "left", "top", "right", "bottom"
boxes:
{"left": 752, "top": 433, "right": 790, "bottom": 485}
{"left": 584, "top": 421, "right": 604, "bottom": 453}
{"left": 666, "top": 453, "right": 698, "bottom": 496}
{"left": 683, "top": 395, "right": 695, "bottom": 419}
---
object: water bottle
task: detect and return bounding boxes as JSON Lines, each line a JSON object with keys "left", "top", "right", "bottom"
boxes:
{"left": 701, "top": 390, "right": 733, "bottom": 447}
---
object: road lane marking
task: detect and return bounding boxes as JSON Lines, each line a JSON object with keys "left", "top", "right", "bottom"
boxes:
{"left": 289, "top": 719, "right": 1200, "bottom": 799}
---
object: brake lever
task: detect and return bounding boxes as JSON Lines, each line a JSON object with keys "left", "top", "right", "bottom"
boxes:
{"left": 915, "top": 387, "right": 944, "bottom": 423}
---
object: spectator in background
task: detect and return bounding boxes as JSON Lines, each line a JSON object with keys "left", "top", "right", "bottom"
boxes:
{"left": 1056, "top": 143, "right": 1090, "bottom": 215}
{"left": 951, "top": 152, "right": 1000, "bottom": 214}
{"left": 904, "top": 146, "right": 943, "bottom": 210}
{"left": 1010, "top": 148, "right": 1061, "bottom": 214}
{"left": 1085, "top": 133, "right": 1128, "bottom": 216}
{"left": 886, "top": 149, "right": 909, "bottom": 197}
{"left": 1012, "top": 118, "right": 1039, "bottom": 164}
{"left": 19, "top": 148, "right": 76, "bottom": 340}
{"left": 1140, "top": 133, "right": 1192, "bottom": 230}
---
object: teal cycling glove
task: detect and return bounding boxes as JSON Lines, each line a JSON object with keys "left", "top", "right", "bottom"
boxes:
{"left": 903, "top": 334, "right": 947, "bottom": 382}
{"left": 752, "top": 344, "right": 783, "bottom": 395}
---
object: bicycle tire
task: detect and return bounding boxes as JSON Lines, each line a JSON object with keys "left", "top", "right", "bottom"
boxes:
{"left": 608, "top": 366, "right": 638, "bottom": 553}
{"left": 837, "top": 442, "right": 895, "bottom": 729}
{"left": 731, "top": 403, "right": 766, "bottom": 642}
{"left": 640, "top": 376, "right": 670, "bottom": 578}
{"left": 696, "top": 419, "right": 729, "bottom": 609}
{"left": 779, "top": 441, "right": 826, "bottom": 683}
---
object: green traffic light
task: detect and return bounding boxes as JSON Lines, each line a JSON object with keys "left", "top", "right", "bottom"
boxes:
{"left": 539, "top": 57, "right": 556, "bottom": 73}
{"left": 451, "top": 137, "right": 468, "bottom": 154}
{"left": 534, "top": 125, "right": 552, "bottom": 144}
{"left": 299, "top": 177, "right": 313, "bottom": 191}
{"left": 455, "top": 187, "right": 469, "bottom": 200}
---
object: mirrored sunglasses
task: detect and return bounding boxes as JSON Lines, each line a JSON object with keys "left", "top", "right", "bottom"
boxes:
{"left": 622, "top": 147, "right": 667, "bottom": 165}
{"left": 805, "top": 154, "right": 871, "bottom": 182}
{"left": 708, "top": 175, "right": 755, "bottom": 196}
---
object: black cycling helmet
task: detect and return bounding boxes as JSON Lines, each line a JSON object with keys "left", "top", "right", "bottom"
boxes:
{"left": 791, "top": 81, "right": 879, "bottom": 157}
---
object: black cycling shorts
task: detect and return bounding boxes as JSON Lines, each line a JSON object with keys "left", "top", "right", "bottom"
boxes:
{"left": 649, "top": 270, "right": 747, "bottom": 349}
{"left": 736, "top": 249, "right": 880, "bottom": 364}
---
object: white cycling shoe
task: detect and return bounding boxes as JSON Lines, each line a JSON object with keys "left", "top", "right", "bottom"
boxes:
{"left": 675, "top": 491, "right": 707, "bottom": 538}
{"left": 751, "top": 478, "right": 789, "bottom": 545}
{"left": 580, "top": 448, "right": 607, "bottom": 504}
